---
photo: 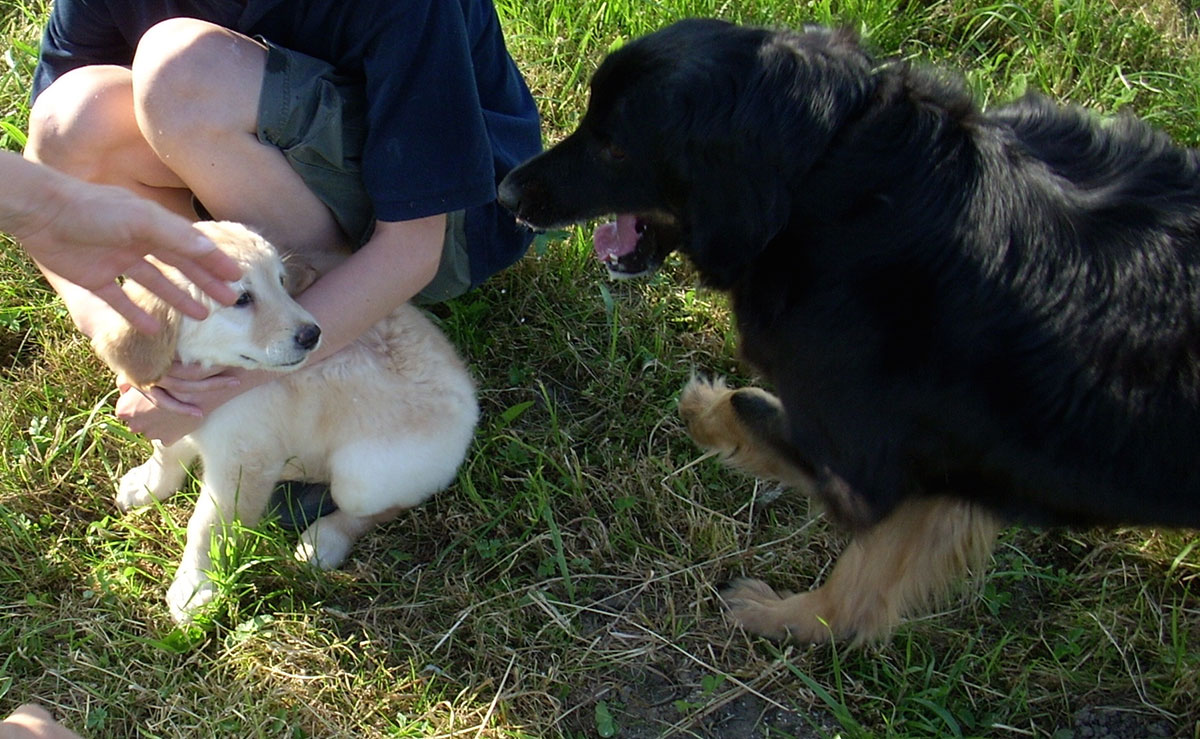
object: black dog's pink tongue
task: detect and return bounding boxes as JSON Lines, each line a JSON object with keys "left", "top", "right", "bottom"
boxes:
{"left": 593, "top": 214, "right": 641, "bottom": 262}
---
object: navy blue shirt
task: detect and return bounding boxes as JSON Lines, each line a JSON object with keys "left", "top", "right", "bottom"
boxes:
{"left": 33, "top": 0, "right": 542, "bottom": 286}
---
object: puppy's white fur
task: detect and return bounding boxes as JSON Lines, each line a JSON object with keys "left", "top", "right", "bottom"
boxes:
{"left": 92, "top": 221, "right": 478, "bottom": 622}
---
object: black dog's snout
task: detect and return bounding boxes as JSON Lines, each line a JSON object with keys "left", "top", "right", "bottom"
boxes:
{"left": 497, "top": 173, "right": 524, "bottom": 214}
{"left": 294, "top": 323, "right": 322, "bottom": 351}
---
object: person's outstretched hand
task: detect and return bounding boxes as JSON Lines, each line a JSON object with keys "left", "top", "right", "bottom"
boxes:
{"left": 2, "top": 151, "right": 242, "bottom": 333}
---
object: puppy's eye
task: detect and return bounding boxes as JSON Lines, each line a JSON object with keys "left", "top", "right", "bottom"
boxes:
{"left": 235, "top": 291, "right": 254, "bottom": 307}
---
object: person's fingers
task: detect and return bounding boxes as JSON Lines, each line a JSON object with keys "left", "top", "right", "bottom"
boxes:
{"left": 155, "top": 374, "right": 241, "bottom": 400}
{"left": 163, "top": 361, "right": 235, "bottom": 381}
{"left": 4, "top": 704, "right": 82, "bottom": 739}
{"left": 123, "top": 205, "right": 241, "bottom": 305}
{"left": 7, "top": 704, "right": 54, "bottom": 723}
{"left": 122, "top": 259, "right": 209, "bottom": 320}
{"left": 166, "top": 246, "right": 242, "bottom": 306}
{"left": 132, "top": 385, "right": 203, "bottom": 416}
{"left": 114, "top": 386, "right": 204, "bottom": 444}
{"left": 144, "top": 225, "right": 242, "bottom": 305}
{"left": 91, "top": 281, "right": 160, "bottom": 334}
{"left": 174, "top": 263, "right": 240, "bottom": 307}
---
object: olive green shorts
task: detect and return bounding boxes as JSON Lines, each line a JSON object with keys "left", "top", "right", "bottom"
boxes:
{"left": 255, "top": 39, "right": 471, "bottom": 303}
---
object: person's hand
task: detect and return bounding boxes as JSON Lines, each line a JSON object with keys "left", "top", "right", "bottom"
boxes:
{"left": 116, "top": 362, "right": 243, "bottom": 444}
{"left": 3, "top": 153, "right": 242, "bottom": 334}
{"left": 0, "top": 704, "right": 82, "bottom": 739}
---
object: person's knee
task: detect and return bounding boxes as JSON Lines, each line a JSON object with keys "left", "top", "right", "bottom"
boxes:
{"left": 25, "top": 65, "right": 134, "bottom": 173}
{"left": 132, "top": 19, "right": 259, "bottom": 142}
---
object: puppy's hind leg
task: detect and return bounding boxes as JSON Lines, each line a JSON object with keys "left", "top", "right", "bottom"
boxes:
{"left": 723, "top": 497, "right": 1001, "bottom": 644}
{"left": 295, "top": 436, "right": 470, "bottom": 570}
{"left": 295, "top": 507, "right": 401, "bottom": 570}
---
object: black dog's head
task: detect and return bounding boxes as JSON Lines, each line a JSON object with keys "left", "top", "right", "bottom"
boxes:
{"left": 498, "top": 18, "right": 877, "bottom": 288}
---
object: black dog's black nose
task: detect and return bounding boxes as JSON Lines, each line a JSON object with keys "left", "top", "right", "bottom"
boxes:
{"left": 497, "top": 173, "right": 522, "bottom": 213}
{"left": 294, "top": 323, "right": 321, "bottom": 351}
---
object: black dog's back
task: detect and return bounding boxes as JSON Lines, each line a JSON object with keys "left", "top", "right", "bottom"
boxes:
{"left": 740, "top": 67, "right": 1200, "bottom": 528}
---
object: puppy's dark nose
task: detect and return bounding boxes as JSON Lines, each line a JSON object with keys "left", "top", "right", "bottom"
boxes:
{"left": 294, "top": 323, "right": 321, "bottom": 351}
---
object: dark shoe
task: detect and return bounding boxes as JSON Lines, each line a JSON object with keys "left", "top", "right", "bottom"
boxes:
{"left": 268, "top": 481, "right": 338, "bottom": 531}
{"left": 191, "top": 194, "right": 214, "bottom": 220}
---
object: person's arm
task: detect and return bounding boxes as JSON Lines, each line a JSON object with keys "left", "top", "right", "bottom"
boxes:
{"left": 1, "top": 152, "right": 241, "bottom": 334}
{"left": 295, "top": 215, "right": 445, "bottom": 362}
{"left": 114, "top": 215, "right": 445, "bottom": 443}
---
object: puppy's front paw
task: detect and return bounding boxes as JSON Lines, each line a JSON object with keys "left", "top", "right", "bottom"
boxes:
{"left": 721, "top": 577, "right": 834, "bottom": 644}
{"left": 116, "top": 464, "right": 160, "bottom": 511}
{"left": 166, "top": 568, "right": 217, "bottom": 624}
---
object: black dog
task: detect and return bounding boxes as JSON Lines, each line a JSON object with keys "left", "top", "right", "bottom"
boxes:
{"left": 499, "top": 18, "right": 1200, "bottom": 642}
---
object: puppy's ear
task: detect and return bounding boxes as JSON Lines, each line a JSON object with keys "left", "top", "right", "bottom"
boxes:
{"left": 284, "top": 258, "right": 319, "bottom": 296}
{"left": 680, "top": 143, "right": 790, "bottom": 289}
{"left": 90, "top": 285, "right": 181, "bottom": 388}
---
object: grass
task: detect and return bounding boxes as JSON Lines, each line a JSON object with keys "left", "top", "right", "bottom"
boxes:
{"left": 2, "top": 0, "right": 1200, "bottom": 736}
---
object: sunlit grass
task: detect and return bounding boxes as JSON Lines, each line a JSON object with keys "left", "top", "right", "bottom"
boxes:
{"left": 2, "top": 1, "right": 1199, "bottom": 736}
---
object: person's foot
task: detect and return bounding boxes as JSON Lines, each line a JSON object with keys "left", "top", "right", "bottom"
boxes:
{"left": 268, "top": 481, "right": 338, "bottom": 530}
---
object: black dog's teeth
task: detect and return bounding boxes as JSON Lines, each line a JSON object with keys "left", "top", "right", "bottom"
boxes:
{"left": 636, "top": 219, "right": 647, "bottom": 234}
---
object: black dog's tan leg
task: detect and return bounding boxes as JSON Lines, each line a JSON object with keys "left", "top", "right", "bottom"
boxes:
{"left": 722, "top": 496, "right": 1000, "bottom": 643}
{"left": 680, "top": 375, "right": 1000, "bottom": 643}
{"left": 679, "top": 376, "right": 817, "bottom": 493}
{"left": 680, "top": 376, "right": 872, "bottom": 525}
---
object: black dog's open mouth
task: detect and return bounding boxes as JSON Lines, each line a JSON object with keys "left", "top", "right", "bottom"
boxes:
{"left": 591, "top": 213, "right": 680, "bottom": 279}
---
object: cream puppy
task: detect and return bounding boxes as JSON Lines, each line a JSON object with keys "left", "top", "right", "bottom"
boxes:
{"left": 92, "top": 221, "right": 478, "bottom": 622}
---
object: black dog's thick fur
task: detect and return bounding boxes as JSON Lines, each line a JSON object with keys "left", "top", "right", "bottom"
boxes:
{"left": 500, "top": 19, "right": 1200, "bottom": 641}
{"left": 502, "top": 18, "right": 1200, "bottom": 531}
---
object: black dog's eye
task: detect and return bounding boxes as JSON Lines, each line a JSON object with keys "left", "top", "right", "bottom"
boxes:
{"left": 602, "top": 143, "right": 627, "bottom": 162}
{"left": 235, "top": 291, "right": 254, "bottom": 307}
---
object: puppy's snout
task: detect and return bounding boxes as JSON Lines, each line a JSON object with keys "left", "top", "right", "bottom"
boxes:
{"left": 294, "top": 323, "right": 322, "bottom": 351}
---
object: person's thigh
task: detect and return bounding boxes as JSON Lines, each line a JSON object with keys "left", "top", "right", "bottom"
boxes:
{"left": 133, "top": 19, "right": 349, "bottom": 259}
{"left": 133, "top": 19, "right": 265, "bottom": 156}
{"left": 26, "top": 64, "right": 192, "bottom": 216}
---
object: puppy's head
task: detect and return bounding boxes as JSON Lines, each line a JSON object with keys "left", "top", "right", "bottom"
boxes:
{"left": 498, "top": 19, "right": 877, "bottom": 288}
{"left": 92, "top": 221, "right": 322, "bottom": 387}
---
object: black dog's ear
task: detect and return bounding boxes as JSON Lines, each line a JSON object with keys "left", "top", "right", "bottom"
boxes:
{"left": 680, "top": 141, "right": 791, "bottom": 289}
{"left": 666, "top": 25, "right": 878, "bottom": 289}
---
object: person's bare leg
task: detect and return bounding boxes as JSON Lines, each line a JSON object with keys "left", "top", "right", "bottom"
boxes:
{"left": 25, "top": 64, "right": 193, "bottom": 216}
{"left": 132, "top": 18, "right": 350, "bottom": 269}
